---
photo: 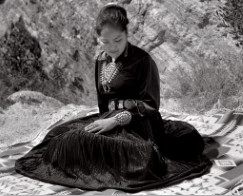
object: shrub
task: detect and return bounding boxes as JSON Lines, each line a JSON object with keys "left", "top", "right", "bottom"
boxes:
{"left": 216, "top": 0, "right": 243, "bottom": 48}
{"left": 163, "top": 56, "right": 243, "bottom": 112}
{"left": 0, "top": 17, "right": 86, "bottom": 108}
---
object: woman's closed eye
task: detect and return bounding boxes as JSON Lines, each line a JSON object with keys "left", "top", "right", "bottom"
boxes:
{"left": 102, "top": 40, "right": 122, "bottom": 44}
{"left": 115, "top": 39, "right": 122, "bottom": 43}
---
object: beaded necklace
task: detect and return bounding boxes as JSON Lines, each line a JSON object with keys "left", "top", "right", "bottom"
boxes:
{"left": 100, "top": 58, "right": 122, "bottom": 93}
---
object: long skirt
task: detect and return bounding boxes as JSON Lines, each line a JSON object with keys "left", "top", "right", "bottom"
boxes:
{"left": 15, "top": 109, "right": 212, "bottom": 193}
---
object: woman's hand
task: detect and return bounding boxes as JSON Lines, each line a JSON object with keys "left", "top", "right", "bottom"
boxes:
{"left": 84, "top": 117, "right": 118, "bottom": 134}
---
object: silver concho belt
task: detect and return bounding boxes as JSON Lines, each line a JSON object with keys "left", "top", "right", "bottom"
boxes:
{"left": 108, "top": 99, "right": 139, "bottom": 111}
{"left": 108, "top": 99, "right": 157, "bottom": 116}
{"left": 108, "top": 99, "right": 125, "bottom": 111}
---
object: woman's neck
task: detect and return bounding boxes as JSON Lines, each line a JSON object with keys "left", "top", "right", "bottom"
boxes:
{"left": 112, "top": 57, "right": 116, "bottom": 63}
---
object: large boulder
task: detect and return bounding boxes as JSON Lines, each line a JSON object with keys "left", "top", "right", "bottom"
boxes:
{"left": 0, "top": 91, "right": 98, "bottom": 150}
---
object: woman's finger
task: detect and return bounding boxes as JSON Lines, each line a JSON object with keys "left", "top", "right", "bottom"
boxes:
{"left": 96, "top": 128, "right": 107, "bottom": 135}
{"left": 85, "top": 122, "right": 98, "bottom": 131}
{"left": 85, "top": 123, "right": 93, "bottom": 129}
{"left": 85, "top": 124, "right": 95, "bottom": 132}
{"left": 89, "top": 126, "right": 101, "bottom": 133}
{"left": 84, "top": 125, "right": 91, "bottom": 131}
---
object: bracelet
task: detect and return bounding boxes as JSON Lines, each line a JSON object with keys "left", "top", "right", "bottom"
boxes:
{"left": 114, "top": 111, "right": 132, "bottom": 126}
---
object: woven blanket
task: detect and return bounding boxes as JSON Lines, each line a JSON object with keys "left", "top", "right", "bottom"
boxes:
{"left": 0, "top": 109, "right": 243, "bottom": 195}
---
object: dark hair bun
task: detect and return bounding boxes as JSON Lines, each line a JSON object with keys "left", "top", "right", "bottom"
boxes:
{"left": 95, "top": 4, "right": 129, "bottom": 35}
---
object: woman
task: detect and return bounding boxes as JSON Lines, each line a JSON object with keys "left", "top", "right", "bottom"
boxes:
{"left": 15, "top": 4, "right": 212, "bottom": 193}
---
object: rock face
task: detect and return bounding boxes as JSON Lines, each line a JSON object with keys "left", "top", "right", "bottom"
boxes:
{"left": 0, "top": 1, "right": 98, "bottom": 108}
{"left": 0, "top": 0, "right": 243, "bottom": 113}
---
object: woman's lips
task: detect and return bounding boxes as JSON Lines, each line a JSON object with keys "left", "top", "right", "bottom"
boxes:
{"left": 109, "top": 51, "right": 119, "bottom": 54}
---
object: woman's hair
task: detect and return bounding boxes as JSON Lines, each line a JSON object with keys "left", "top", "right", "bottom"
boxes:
{"left": 95, "top": 4, "right": 129, "bottom": 36}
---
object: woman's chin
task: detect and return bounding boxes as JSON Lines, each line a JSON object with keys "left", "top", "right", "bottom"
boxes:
{"left": 108, "top": 53, "right": 120, "bottom": 59}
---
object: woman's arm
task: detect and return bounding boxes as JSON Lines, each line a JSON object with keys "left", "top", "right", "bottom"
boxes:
{"left": 95, "top": 58, "right": 109, "bottom": 115}
{"left": 125, "top": 55, "right": 160, "bottom": 122}
{"left": 137, "top": 55, "right": 160, "bottom": 111}
{"left": 84, "top": 58, "right": 114, "bottom": 134}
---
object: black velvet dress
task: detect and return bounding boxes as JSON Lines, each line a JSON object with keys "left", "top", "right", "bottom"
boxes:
{"left": 15, "top": 42, "right": 212, "bottom": 193}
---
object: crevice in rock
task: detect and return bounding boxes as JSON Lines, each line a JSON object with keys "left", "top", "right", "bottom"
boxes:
{"left": 131, "top": 2, "right": 150, "bottom": 35}
{"left": 145, "top": 30, "right": 166, "bottom": 52}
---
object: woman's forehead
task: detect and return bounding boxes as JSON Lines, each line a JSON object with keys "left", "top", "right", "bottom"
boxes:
{"left": 99, "top": 26, "right": 124, "bottom": 40}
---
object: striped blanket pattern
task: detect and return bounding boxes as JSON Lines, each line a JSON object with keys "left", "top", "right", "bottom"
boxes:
{"left": 0, "top": 110, "right": 243, "bottom": 195}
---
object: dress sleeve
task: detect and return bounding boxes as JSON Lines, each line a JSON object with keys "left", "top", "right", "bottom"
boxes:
{"left": 95, "top": 58, "right": 109, "bottom": 115}
{"left": 125, "top": 55, "right": 161, "bottom": 123}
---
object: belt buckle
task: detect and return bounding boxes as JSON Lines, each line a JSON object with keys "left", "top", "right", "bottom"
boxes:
{"left": 117, "top": 100, "right": 124, "bottom": 109}
{"left": 108, "top": 100, "right": 124, "bottom": 111}
{"left": 108, "top": 100, "right": 115, "bottom": 111}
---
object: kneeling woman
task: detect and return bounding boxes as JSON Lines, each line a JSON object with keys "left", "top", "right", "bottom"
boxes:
{"left": 15, "top": 4, "right": 212, "bottom": 193}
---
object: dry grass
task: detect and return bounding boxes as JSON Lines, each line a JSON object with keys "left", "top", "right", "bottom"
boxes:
{"left": 162, "top": 52, "right": 243, "bottom": 114}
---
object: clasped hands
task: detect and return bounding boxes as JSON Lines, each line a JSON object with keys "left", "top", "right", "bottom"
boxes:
{"left": 84, "top": 117, "right": 118, "bottom": 134}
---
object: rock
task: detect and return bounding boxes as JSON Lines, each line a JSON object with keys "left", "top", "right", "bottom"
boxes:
{"left": 7, "top": 90, "right": 64, "bottom": 108}
{"left": 0, "top": 0, "right": 242, "bottom": 112}
{"left": 0, "top": 90, "right": 98, "bottom": 150}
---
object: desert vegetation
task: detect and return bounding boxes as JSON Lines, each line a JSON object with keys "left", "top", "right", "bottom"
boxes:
{"left": 0, "top": 17, "right": 88, "bottom": 108}
{"left": 0, "top": 0, "right": 243, "bottom": 114}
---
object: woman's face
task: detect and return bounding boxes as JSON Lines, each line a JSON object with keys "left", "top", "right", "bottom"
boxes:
{"left": 98, "top": 25, "right": 128, "bottom": 59}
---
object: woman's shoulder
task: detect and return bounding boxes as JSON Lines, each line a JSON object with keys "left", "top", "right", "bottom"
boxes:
{"left": 129, "top": 43, "right": 156, "bottom": 67}
{"left": 129, "top": 42, "right": 153, "bottom": 62}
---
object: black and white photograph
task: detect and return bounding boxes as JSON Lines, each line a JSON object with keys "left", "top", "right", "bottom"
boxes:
{"left": 0, "top": 0, "right": 243, "bottom": 195}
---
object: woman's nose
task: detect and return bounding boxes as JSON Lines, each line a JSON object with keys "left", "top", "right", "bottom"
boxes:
{"left": 109, "top": 43, "right": 118, "bottom": 51}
